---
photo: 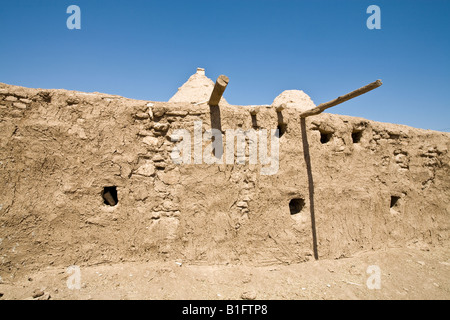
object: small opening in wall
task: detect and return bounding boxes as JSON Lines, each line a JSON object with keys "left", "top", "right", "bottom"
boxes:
{"left": 102, "top": 186, "right": 118, "bottom": 206}
{"left": 390, "top": 196, "right": 400, "bottom": 209}
{"left": 289, "top": 198, "right": 305, "bottom": 215}
{"left": 251, "top": 114, "right": 258, "bottom": 129}
{"left": 320, "top": 131, "right": 332, "bottom": 144}
{"left": 276, "top": 124, "right": 287, "bottom": 138}
{"left": 352, "top": 130, "right": 363, "bottom": 144}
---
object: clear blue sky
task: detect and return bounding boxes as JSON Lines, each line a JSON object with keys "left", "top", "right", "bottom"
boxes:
{"left": 1, "top": 0, "right": 449, "bottom": 131}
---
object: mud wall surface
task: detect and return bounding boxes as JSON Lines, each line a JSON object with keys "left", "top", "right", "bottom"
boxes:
{"left": 1, "top": 83, "right": 449, "bottom": 273}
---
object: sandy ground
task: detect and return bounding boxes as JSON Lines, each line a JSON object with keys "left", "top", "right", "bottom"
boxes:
{"left": 1, "top": 246, "right": 449, "bottom": 300}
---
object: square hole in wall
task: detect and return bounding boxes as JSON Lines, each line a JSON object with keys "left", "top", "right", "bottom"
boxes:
{"left": 289, "top": 198, "right": 305, "bottom": 215}
{"left": 276, "top": 123, "right": 287, "bottom": 138}
{"left": 102, "top": 186, "right": 118, "bottom": 206}
{"left": 389, "top": 195, "right": 402, "bottom": 214}
{"left": 251, "top": 114, "right": 258, "bottom": 129}
{"left": 390, "top": 196, "right": 400, "bottom": 208}
{"left": 320, "top": 131, "right": 332, "bottom": 144}
{"left": 352, "top": 130, "right": 363, "bottom": 144}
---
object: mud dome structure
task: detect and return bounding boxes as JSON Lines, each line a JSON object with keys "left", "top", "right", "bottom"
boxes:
{"left": 0, "top": 68, "right": 449, "bottom": 274}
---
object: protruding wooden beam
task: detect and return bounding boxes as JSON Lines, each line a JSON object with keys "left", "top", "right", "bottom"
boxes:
{"left": 276, "top": 103, "right": 286, "bottom": 112}
{"left": 249, "top": 107, "right": 259, "bottom": 115}
{"left": 208, "top": 75, "right": 229, "bottom": 106}
{"left": 299, "top": 79, "right": 382, "bottom": 118}
{"left": 103, "top": 191, "right": 116, "bottom": 206}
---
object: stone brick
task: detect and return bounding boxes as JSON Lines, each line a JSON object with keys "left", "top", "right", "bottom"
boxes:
{"left": 135, "top": 112, "right": 149, "bottom": 120}
{"left": 153, "top": 106, "right": 166, "bottom": 117}
{"left": 153, "top": 123, "right": 169, "bottom": 131}
{"left": 143, "top": 136, "right": 159, "bottom": 146}
{"left": 13, "top": 102, "right": 27, "bottom": 109}
{"left": 236, "top": 201, "right": 248, "bottom": 208}
{"left": 158, "top": 169, "right": 180, "bottom": 185}
{"left": 10, "top": 109, "right": 22, "bottom": 117}
{"left": 135, "top": 161, "right": 155, "bottom": 177}
{"left": 165, "top": 110, "right": 188, "bottom": 116}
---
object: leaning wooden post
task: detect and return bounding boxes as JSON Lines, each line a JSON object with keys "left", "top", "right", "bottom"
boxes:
{"left": 208, "top": 75, "right": 229, "bottom": 106}
{"left": 299, "top": 80, "right": 382, "bottom": 118}
{"left": 298, "top": 79, "right": 382, "bottom": 261}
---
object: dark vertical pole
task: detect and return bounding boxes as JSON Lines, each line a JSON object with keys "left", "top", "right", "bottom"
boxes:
{"left": 300, "top": 117, "right": 319, "bottom": 260}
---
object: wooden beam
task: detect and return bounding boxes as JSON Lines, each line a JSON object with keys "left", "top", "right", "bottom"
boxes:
{"left": 103, "top": 191, "right": 116, "bottom": 206}
{"left": 276, "top": 103, "right": 286, "bottom": 112}
{"left": 208, "top": 75, "right": 229, "bottom": 106}
{"left": 299, "top": 79, "right": 382, "bottom": 118}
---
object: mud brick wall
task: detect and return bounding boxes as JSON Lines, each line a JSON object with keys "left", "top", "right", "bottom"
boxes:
{"left": 0, "top": 83, "right": 449, "bottom": 274}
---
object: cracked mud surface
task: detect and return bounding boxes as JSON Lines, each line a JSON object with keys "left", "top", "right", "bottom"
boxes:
{"left": 1, "top": 246, "right": 449, "bottom": 300}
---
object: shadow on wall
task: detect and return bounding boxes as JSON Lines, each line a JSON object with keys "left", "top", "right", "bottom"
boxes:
{"left": 210, "top": 105, "right": 223, "bottom": 159}
{"left": 301, "top": 118, "right": 319, "bottom": 260}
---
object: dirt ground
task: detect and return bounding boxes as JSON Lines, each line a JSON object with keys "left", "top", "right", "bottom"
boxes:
{"left": 1, "top": 245, "right": 448, "bottom": 300}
